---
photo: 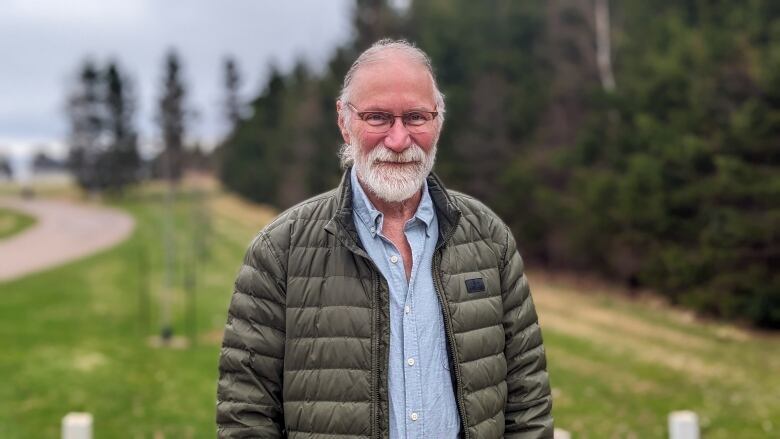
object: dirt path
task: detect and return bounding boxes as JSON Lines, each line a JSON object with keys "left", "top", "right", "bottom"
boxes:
{"left": 0, "top": 197, "right": 134, "bottom": 282}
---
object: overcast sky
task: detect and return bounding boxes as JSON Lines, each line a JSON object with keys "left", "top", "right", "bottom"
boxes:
{"left": 0, "top": 0, "right": 353, "bottom": 161}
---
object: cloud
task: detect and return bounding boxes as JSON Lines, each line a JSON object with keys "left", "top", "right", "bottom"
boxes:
{"left": 2, "top": 0, "right": 148, "bottom": 29}
{"left": 0, "top": 0, "right": 352, "bottom": 158}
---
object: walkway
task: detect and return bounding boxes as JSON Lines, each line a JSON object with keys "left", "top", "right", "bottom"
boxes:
{"left": 0, "top": 197, "right": 135, "bottom": 282}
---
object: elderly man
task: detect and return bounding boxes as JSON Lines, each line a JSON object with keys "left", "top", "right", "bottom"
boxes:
{"left": 217, "top": 39, "right": 553, "bottom": 438}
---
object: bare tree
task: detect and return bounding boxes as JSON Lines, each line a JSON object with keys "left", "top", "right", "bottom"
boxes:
{"left": 594, "top": 0, "right": 616, "bottom": 91}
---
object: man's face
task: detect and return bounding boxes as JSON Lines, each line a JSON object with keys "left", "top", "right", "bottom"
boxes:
{"left": 338, "top": 54, "right": 440, "bottom": 203}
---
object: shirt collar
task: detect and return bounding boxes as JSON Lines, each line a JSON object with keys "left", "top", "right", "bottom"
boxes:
{"left": 350, "top": 166, "right": 436, "bottom": 238}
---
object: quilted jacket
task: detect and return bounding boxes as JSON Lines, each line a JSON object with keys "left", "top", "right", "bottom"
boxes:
{"left": 216, "top": 168, "right": 553, "bottom": 438}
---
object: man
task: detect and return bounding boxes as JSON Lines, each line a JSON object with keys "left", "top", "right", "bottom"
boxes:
{"left": 217, "top": 39, "right": 553, "bottom": 438}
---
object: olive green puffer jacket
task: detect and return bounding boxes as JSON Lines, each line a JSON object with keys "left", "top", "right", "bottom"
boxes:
{"left": 217, "top": 169, "right": 553, "bottom": 438}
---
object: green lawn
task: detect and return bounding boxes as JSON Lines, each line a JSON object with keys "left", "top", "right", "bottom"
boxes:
{"left": 0, "top": 186, "right": 777, "bottom": 438}
{"left": 0, "top": 207, "right": 35, "bottom": 239}
{"left": 532, "top": 274, "right": 780, "bottom": 438}
{"left": 0, "top": 186, "right": 274, "bottom": 438}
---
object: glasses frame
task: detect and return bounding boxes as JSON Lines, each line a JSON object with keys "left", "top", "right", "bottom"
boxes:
{"left": 346, "top": 102, "right": 438, "bottom": 133}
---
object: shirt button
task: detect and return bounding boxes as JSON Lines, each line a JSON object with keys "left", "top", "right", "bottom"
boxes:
{"left": 407, "top": 358, "right": 415, "bottom": 366}
{"left": 404, "top": 305, "right": 411, "bottom": 314}
{"left": 390, "top": 255, "right": 399, "bottom": 264}
{"left": 369, "top": 227, "right": 376, "bottom": 233}
{"left": 410, "top": 412, "right": 419, "bottom": 421}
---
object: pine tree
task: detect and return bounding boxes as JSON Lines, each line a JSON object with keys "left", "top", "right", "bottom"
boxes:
{"left": 0, "top": 154, "right": 12, "bottom": 178}
{"left": 156, "top": 50, "right": 188, "bottom": 183}
{"left": 103, "top": 61, "right": 140, "bottom": 191}
{"left": 66, "top": 59, "right": 104, "bottom": 191}
{"left": 223, "top": 55, "right": 243, "bottom": 129}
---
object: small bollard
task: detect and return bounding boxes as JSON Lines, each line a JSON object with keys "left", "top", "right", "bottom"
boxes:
{"left": 62, "top": 412, "right": 92, "bottom": 439}
{"left": 554, "top": 428, "right": 572, "bottom": 439}
{"left": 669, "top": 410, "right": 699, "bottom": 439}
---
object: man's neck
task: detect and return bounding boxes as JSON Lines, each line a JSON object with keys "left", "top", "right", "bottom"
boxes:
{"left": 357, "top": 176, "right": 423, "bottom": 223}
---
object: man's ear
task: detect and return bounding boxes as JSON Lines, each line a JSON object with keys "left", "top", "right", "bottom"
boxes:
{"left": 336, "top": 100, "right": 351, "bottom": 145}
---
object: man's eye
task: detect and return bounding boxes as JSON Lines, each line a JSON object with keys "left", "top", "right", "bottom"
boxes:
{"left": 405, "top": 112, "right": 426, "bottom": 121}
{"left": 363, "top": 113, "right": 390, "bottom": 123}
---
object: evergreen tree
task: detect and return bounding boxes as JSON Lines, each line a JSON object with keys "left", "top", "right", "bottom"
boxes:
{"left": 0, "top": 154, "right": 12, "bottom": 178}
{"left": 67, "top": 59, "right": 105, "bottom": 191}
{"left": 223, "top": 55, "right": 243, "bottom": 129}
{"left": 157, "top": 50, "right": 188, "bottom": 183}
{"left": 216, "top": 0, "right": 780, "bottom": 327}
{"left": 103, "top": 61, "right": 141, "bottom": 191}
{"left": 66, "top": 59, "right": 140, "bottom": 193}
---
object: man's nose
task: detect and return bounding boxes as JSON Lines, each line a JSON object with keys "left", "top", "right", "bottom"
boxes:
{"left": 382, "top": 117, "right": 412, "bottom": 153}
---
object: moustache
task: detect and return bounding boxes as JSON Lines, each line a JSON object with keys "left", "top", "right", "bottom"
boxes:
{"left": 367, "top": 144, "right": 426, "bottom": 165}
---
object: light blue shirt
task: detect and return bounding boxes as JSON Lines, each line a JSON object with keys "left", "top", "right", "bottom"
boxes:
{"left": 351, "top": 167, "right": 460, "bottom": 438}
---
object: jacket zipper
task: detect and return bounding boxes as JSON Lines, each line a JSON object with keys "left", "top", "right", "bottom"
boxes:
{"left": 372, "top": 269, "right": 381, "bottom": 439}
{"left": 432, "top": 229, "right": 470, "bottom": 439}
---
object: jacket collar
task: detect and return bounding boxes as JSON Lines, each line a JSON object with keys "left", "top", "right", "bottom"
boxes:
{"left": 324, "top": 166, "right": 462, "bottom": 252}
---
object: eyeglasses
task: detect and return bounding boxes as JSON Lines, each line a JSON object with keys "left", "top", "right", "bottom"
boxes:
{"left": 347, "top": 103, "right": 438, "bottom": 134}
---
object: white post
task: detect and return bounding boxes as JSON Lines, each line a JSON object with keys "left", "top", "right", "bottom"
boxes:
{"left": 669, "top": 411, "right": 699, "bottom": 439}
{"left": 62, "top": 412, "right": 92, "bottom": 439}
{"left": 554, "top": 428, "right": 572, "bottom": 439}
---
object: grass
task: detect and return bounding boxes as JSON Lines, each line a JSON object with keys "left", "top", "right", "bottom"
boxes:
{"left": 0, "top": 182, "right": 275, "bottom": 438}
{"left": 0, "top": 181, "right": 777, "bottom": 438}
{"left": 0, "top": 207, "right": 35, "bottom": 239}
{"left": 532, "top": 273, "right": 780, "bottom": 438}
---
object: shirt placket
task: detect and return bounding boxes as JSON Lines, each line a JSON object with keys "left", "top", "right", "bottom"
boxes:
{"left": 404, "top": 221, "right": 426, "bottom": 438}
{"left": 383, "top": 223, "right": 425, "bottom": 438}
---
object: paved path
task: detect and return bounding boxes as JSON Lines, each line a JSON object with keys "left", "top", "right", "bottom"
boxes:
{"left": 0, "top": 197, "right": 135, "bottom": 282}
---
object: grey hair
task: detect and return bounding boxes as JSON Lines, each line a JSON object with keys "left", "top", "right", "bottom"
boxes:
{"left": 338, "top": 39, "right": 446, "bottom": 128}
{"left": 338, "top": 143, "right": 354, "bottom": 169}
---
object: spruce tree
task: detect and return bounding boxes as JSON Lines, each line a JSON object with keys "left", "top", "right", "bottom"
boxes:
{"left": 66, "top": 60, "right": 104, "bottom": 191}
{"left": 104, "top": 61, "right": 140, "bottom": 191}
{"left": 223, "top": 56, "right": 243, "bottom": 129}
{"left": 157, "top": 50, "right": 188, "bottom": 183}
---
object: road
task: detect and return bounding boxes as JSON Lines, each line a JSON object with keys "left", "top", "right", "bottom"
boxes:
{"left": 0, "top": 197, "right": 134, "bottom": 282}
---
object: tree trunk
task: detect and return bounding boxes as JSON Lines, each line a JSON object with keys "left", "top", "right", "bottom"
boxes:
{"left": 594, "top": 0, "right": 616, "bottom": 91}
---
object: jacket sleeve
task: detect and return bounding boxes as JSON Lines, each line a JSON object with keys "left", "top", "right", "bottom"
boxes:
{"left": 217, "top": 233, "right": 287, "bottom": 438}
{"left": 499, "top": 225, "right": 554, "bottom": 438}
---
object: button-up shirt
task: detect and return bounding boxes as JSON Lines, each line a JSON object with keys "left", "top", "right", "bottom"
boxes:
{"left": 351, "top": 167, "right": 460, "bottom": 438}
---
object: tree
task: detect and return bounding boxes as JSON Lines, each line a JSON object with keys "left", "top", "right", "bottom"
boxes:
{"left": 65, "top": 59, "right": 140, "bottom": 193}
{"left": 156, "top": 50, "right": 188, "bottom": 183}
{"left": 219, "top": 65, "right": 286, "bottom": 204}
{"left": 31, "top": 150, "right": 65, "bottom": 172}
{"left": 216, "top": 0, "right": 780, "bottom": 327}
{"left": 0, "top": 154, "right": 12, "bottom": 178}
{"left": 103, "top": 61, "right": 141, "bottom": 191}
{"left": 223, "top": 55, "right": 244, "bottom": 129}
{"left": 66, "top": 59, "right": 104, "bottom": 190}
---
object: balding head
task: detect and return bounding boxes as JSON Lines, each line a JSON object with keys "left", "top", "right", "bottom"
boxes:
{"left": 338, "top": 39, "right": 446, "bottom": 124}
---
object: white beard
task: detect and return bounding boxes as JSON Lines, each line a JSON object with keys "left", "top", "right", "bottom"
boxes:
{"left": 350, "top": 141, "right": 437, "bottom": 203}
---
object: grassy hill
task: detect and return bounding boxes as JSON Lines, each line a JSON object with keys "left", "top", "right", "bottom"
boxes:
{"left": 533, "top": 273, "right": 779, "bottom": 438}
{"left": 0, "top": 182, "right": 777, "bottom": 438}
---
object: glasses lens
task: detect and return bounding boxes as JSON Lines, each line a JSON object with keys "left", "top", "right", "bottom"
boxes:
{"left": 357, "top": 109, "right": 435, "bottom": 133}
{"left": 361, "top": 112, "right": 392, "bottom": 126}
{"left": 363, "top": 122, "right": 433, "bottom": 133}
{"left": 403, "top": 112, "right": 431, "bottom": 126}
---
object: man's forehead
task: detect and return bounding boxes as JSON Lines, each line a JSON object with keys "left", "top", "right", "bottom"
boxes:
{"left": 349, "top": 54, "right": 436, "bottom": 107}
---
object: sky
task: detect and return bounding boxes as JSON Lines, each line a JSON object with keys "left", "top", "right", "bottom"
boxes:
{"left": 0, "top": 0, "right": 354, "bottom": 164}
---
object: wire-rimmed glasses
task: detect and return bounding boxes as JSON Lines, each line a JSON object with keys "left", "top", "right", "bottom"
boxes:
{"left": 347, "top": 103, "right": 438, "bottom": 134}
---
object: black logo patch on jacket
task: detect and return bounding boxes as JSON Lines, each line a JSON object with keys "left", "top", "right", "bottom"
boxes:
{"left": 465, "top": 277, "right": 486, "bottom": 294}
